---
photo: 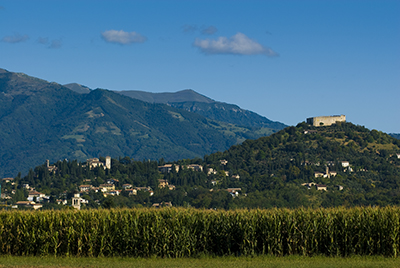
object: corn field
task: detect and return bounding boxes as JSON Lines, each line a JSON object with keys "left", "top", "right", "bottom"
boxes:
{"left": 0, "top": 207, "right": 399, "bottom": 257}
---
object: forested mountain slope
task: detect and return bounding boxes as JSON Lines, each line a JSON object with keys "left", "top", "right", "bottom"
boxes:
{"left": 0, "top": 68, "right": 273, "bottom": 177}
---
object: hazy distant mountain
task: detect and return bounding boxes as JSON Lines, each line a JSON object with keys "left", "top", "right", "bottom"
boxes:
{"left": 63, "top": 83, "right": 91, "bottom": 94}
{"left": 117, "top": 89, "right": 215, "bottom": 104}
{"left": 0, "top": 68, "right": 276, "bottom": 177}
{"left": 117, "top": 89, "right": 287, "bottom": 130}
{"left": 390, "top": 133, "right": 400, "bottom": 140}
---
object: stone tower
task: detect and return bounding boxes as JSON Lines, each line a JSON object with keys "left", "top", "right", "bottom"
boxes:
{"left": 306, "top": 115, "right": 346, "bottom": 127}
{"left": 105, "top": 156, "right": 111, "bottom": 169}
{"left": 72, "top": 193, "right": 81, "bottom": 210}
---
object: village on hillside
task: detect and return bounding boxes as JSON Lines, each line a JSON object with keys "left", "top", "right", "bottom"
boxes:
{"left": 0, "top": 157, "right": 245, "bottom": 210}
{"left": 0, "top": 155, "right": 357, "bottom": 210}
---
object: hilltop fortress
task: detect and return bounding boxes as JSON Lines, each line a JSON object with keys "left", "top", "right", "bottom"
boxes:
{"left": 307, "top": 115, "right": 346, "bottom": 127}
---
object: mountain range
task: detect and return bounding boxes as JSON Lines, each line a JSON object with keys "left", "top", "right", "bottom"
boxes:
{"left": 64, "top": 84, "right": 286, "bottom": 130}
{"left": 0, "top": 69, "right": 286, "bottom": 177}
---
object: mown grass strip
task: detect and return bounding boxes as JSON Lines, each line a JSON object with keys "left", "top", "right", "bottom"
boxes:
{"left": 0, "top": 255, "right": 400, "bottom": 268}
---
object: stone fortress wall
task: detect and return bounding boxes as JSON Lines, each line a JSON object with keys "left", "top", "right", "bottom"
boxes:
{"left": 306, "top": 115, "right": 346, "bottom": 127}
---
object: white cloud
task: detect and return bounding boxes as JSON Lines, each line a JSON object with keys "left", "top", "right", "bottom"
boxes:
{"left": 101, "top": 30, "right": 147, "bottom": 45}
{"left": 2, "top": 34, "right": 29, "bottom": 43}
{"left": 193, "top": 32, "right": 278, "bottom": 56}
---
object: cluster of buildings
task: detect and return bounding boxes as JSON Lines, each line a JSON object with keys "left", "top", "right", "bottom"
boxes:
{"left": 157, "top": 160, "right": 239, "bottom": 181}
{"left": 13, "top": 189, "right": 50, "bottom": 210}
{"left": 301, "top": 160, "right": 350, "bottom": 192}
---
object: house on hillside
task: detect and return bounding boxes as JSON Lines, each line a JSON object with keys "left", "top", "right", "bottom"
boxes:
{"left": 302, "top": 182, "right": 327, "bottom": 191}
{"left": 106, "top": 178, "right": 119, "bottom": 185}
{"left": 152, "top": 201, "right": 172, "bottom": 208}
{"left": 122, "top": 184, "right": 132, "bottom": 190}
{"left": 314, "top": 167, "right": 337, "bottom": 178}
{"left": 16, "top": 201, "right": 42, "bottom": 210}
{"left": 168, "top": 184, "right": 176, "bottom": 190}
{"left": 0, "top": 193, "right": 11, "bottom": 199}
{"left": 2, "top": 178, "right": 14, "bottom": 183}
{"left": 56, "top": 199, "right": 68, "bottom": 205}
{"left": 134, "top": 187, "right": 154, "bottom": 196}
{"left": 108, "top": 190, "right": 121, "bottom": 196}
{"left": 207, "top": 168, "right": 217, "bottom": 175}
{"left": 27, "top": 190, "right": 47, "bottom": 202}
{"left": 303, "top": 130, "right": 317, "bottom": 134}
{"left": 341, "top": 161, "right": 350, "bottom": 168}
{"left": 226, "top": 188, "right": 241, "bottom": 197}
{"left": 315, "top": 184, "right": 327, "bottom": 191}
{"left": 157, "top": 179, "right": 176, "bottom": 190}
{"left": 301, "top": 182, "right": 317, "bottom": 189}
{"left": 158, "top": 179, "right": 169, "bottom": 188}
{"left": 187, "top": 164, "right": 203, "bottom": 172}
{"left": 125, "top": 189, "right": 137, "bottom": 196}
{"left": 99, "top": 184, "right": 115, "bottom": 192}
{"left": 21, "top": 183, "right": 31, "bottom": 190}
{"left": 79, "top": 185, "right": 92, "bottom": 192}
{"left": 158, "top": 164, "right": 180, "bottom": 173}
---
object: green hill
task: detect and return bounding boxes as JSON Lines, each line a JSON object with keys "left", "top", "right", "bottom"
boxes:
{"left": 6, "top": 121, "right": 400, "bottom": 210}
{"left": 200, "top": 122, "right": 400, "bottom": 208}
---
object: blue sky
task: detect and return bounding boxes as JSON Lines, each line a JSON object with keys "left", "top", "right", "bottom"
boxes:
{"left": 1, "top": 0, "right": 399, "bottom": 133}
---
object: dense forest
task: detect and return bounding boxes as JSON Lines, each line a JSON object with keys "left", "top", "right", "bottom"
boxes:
{"left": 2, "top": 122, "right": 400, "bottom": 209}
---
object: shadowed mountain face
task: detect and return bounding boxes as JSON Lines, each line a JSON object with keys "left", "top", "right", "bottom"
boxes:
{"left": 63, "top": 83, "right": 91, "bottom": 94}
{"left": 116, "top": 89, "right": 287, "bottom": 130}
{"left": 116, "top": 89, "right": 215, "bottom": 104}
{"left": 0, "top": 68, "right": 279, "bottom": 177}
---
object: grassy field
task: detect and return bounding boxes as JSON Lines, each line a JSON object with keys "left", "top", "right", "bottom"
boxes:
{"left": 0, "top": 255, "right": 399, "bottom": 268}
